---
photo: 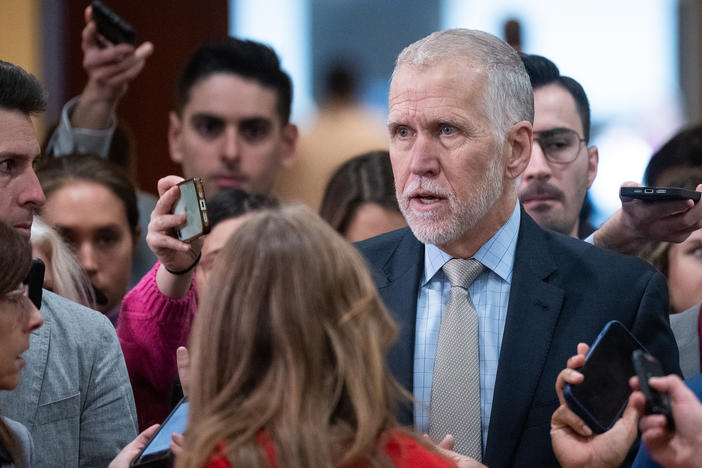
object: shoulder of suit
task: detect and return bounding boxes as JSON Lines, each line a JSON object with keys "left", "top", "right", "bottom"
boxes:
{"left": 354, "top": 227, "right": 416, "bottom": 264}
{"left": 535, "top": 223, "right": 657, "bottom": 274}
{"left": 41, "top": 290, "right": 114, "bottom": 335}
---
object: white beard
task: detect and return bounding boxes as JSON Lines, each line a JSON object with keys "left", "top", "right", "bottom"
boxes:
{"left": 397, "top": 156, "right": 504, "bottom": 246}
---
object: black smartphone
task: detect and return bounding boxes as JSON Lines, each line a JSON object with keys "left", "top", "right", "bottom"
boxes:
{"left": 632, "top": 350, "right": 675, "bottom": 431}
{"left": 130, "top": 398, "right": 189, "bottom": 468}
{"left": 620, "top": 186, "right": 701, "bottom": 203}
{"left": 563, "top": 321, "right": 645, "bottom": 433}
{"left": 23, "top": 259, "right": 45, "bottom": 310}
{"left": 171, "top": 178, "right": 210, "bottom": 242}
{"left": 91, "top": 0, "right": 136, "bottom": 45}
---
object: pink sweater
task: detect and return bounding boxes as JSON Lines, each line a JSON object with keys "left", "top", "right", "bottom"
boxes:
{"left": 117, "top": 262, "right": 197, "bottom": 430}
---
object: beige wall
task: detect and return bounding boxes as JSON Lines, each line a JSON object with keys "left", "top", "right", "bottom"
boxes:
{"left": 0, "top": 0, "right": 44, "bottom": 132}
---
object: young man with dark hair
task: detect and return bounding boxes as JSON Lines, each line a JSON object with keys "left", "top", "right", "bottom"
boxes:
{"left": 167, "top": 37, "right": 297, "bottom": 198}
{"left": 0, "top": 60, "right": 137, "bottom": 468}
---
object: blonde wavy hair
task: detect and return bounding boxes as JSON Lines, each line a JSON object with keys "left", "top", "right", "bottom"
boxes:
{"left": 30, "top": 216, "right": 95, "bottom": 307}
{"left": 179, "top": 205, "right": 411, "bottom": 468}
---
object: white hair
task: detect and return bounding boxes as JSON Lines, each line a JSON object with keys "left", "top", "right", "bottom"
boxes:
{"left": 31, "top": 216, "right": 95, "bottom": 307}
{"left": 393, "top": 28, "right": 534, "bottom": 139}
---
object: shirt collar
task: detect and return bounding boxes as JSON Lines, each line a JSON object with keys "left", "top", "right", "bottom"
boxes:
{"left": 422, "top": 201, "right": 521, "bottom": 286}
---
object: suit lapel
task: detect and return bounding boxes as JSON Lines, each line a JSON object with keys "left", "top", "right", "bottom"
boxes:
{"left": 484, "top": 212, "right": 565, "bottom": 467}
{"left": 375, "top": 229, "right": 424, "bottom": 425}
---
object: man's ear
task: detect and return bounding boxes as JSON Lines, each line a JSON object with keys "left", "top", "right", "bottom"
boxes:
{"left": 586, "top": 145, "right": 599, "bottom": 189}
{"left": 168, "top": 111, "right": 184, "bottom": 165}
{"left": 279, "top": 123, "right": 299, "bottom": 168}
{"left": 504, "top": 121, "right": 532, "bottom": 179}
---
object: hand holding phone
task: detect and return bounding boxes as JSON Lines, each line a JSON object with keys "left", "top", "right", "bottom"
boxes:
{"left": 632, "top": 350, "right": 675, "bottom": 431}
{"left": 563, "top": 321, "right": 645, "bottom": 433}
{"left": 171, "top": 178, "right": 210, "bottom": 243}
{"left": 620, "top": 186, "right": 701, "bottom": 203}
{"left": 130, "top": 398, "right": 189, "bottom": 467}
{"left": 91, "top": 0, "right": 136, "bottom": 45}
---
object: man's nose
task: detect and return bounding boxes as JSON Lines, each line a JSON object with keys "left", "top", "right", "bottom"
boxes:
{"left": 220, "top": 127, "right": 241, "bottom": 162}
{"left": 408, "top": 133, "right": 440, "bottom": 177}
{"left": 19, "top": 168, "right": 46, "bottom": 209}
{"left": 523, "top": 142, "right": 553, "bottom": 181}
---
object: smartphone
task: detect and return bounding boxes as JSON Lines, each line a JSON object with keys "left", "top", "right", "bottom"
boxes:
{"left": 563, "top": 321, "right": 645, "bottom": 433}
{"left": 620, "top": 186, "right": 701, "bottom": 203}
{"left": 130, "top": 398, "right": 189, "bottom": 468}
{"left": 632, "top": 350, "right": 675, "bottom": 431}
{"left": 171, "top": 178, "right": 210, "bottom": 243}
{"left": 91, "top": 0, "right": 136, "bottom": 45}
{"left": 23, "top": 259, "right": 45, "bottom": 310}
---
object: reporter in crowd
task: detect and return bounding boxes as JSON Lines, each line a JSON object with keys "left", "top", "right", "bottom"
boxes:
{"left": 551, "top": 344, "right": 702, "bottom": 468}
{"left": 177, "top": 205, "right": 455, "bottom": 468}
{"left": 0, "top": 221, "right": 44, "bottom": 467}
{"left": 36, "top": 153, "right": 140, "bottom": 326}
{"left": 0, "top": 59, "right": 137, "bottom": 467}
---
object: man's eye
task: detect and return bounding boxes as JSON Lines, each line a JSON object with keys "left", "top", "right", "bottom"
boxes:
{"left": 691, "top": 247, "right": 702, "bottom": 259}
{"left": 543, "top": 138, "right": 569, "bottom": 150}
{"left": 193, "top": 117, "right": 224, "bottom": 138}
{"left": 0, "top": 159, "right": 16, "bottom": 174}
{"left": 440, "top": 125, "right": 455, "bottom": 136}
{"left": 241, "top": 122, "right": 270, "bottom": 141}
{"left": 395, "top": 126, "right": 410, "bottom": 138}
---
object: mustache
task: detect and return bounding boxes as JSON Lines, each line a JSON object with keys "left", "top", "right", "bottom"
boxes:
{"left": 401, "top": 178, "right": 453, "bottom": 199}
{"left": 519, "top": 181, "right": 564, "bottom": 201}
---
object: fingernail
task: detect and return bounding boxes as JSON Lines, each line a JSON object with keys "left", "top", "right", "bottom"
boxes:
{"left": 582, "top": 425, "right": 592, "bottom": 436}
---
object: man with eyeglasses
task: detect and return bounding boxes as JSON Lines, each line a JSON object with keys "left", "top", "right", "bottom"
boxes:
{"left": 518, "top": 54, "right": 598, "bottom": 239}
{"left": 519, "top": 53, "right": 702, "bottom": 249}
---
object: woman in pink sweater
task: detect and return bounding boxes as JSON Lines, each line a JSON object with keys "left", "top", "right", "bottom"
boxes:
{"left": 117, "top": 176, "right": 277, "bottom": 429}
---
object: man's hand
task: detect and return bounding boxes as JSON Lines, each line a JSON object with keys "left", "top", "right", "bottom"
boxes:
{"left": 108, "top": 424, "right": 159, "bottom": 468}
{"left": 594, "top": 182, "right": 702, "bottom": 253}
{"left": 550, "top": 343, "right": 640, "bottom": 468}
{"left": 72, "top": 5, "right": 154, "bottom": 129}
{"left": 631, "top": 374, "right": 702, "bottom": 468}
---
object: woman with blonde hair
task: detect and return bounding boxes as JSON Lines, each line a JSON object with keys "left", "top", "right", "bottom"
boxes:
{"left": 179, "top": 206, "right": 453, "bottom": 468}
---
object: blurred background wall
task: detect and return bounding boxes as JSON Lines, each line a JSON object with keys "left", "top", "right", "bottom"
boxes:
{"left": 1, "top": 0, "right": 701, "bottom": 224}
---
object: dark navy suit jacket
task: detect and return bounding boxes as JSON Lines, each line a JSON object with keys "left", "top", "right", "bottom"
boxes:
{"left": 357, "top": 209, "right": 681, "bottom": 468}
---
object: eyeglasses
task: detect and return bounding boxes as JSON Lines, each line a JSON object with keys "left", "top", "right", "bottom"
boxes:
{"left": 533, "top": 128, "right": 587, "bottom": 164}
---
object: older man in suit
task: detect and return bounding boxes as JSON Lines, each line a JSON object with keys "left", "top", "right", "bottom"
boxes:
{"left": 357, "top": 29, "right": 680, "bottom": 467}
{"left": 0, "top": 60, "right": 137, "bottom": 466}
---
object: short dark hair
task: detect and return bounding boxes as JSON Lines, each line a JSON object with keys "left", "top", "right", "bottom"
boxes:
{"left": 319, "top": 150, "right": 399, "bottom": 235}
{"left": 176, "top": 37, "right": 293, "bottom": 125}
{"left": 35, "top": 153, "right": 139, "bottom": 235}
{"left": 0, "top": 60, "right": 47, "bottom": 115}
{"left": 207, "top": 189, "right": 278, "bottom": 228}
{"left": 520, "top": 53, "right": 591, "bottom": 142}
{"left": 644, "top": 124, "right": 702, "bottom": 186}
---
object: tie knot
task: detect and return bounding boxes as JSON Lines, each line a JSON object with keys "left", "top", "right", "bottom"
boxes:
{"left": 442, "top": 258, "right": 484, "bottom": 289}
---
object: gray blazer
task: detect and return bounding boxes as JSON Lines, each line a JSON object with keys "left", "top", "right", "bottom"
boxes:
{"left": 670, "top": 303, "right": 701, "bottom": 379}
{"left": 2, "top": 417, "right": 33, "bottom": 467}
{"left": 0, "top": 291, "right": 137, "bottom": 467}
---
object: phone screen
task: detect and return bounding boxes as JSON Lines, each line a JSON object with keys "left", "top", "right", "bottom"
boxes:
{"left": 141, "top": 401, "right": 189, "bottom": 456}
{"left": 567, "top": 321, "right": 643, "bottom": 430}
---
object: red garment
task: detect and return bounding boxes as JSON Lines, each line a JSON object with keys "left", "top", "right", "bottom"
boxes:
{"left": 204, "top": 431, "right": 456, "bottom": 468}
{"left": 117, "top": 262, "right": 198, "bottom": 430}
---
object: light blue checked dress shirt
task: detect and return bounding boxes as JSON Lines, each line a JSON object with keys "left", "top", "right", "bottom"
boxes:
{"left": 413, "top": 202, "right": 521, "bottom": 449}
